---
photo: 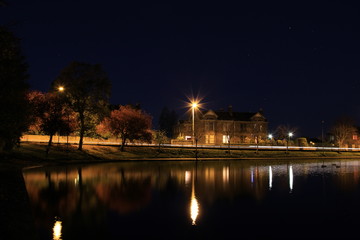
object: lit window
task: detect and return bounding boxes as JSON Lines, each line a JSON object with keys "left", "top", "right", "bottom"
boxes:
{"left": 353, "top": 135, "right": 358, "bottom": 140}
{"left": 206, "top": 135, "right": 215, "bottom": 144}
{"left": 223, "top": 135, "right": 229, "bottom": 143}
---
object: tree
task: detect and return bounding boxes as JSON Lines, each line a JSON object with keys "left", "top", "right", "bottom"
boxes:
{"left": 0, "top": 26, "right": 29, "bottom": 151}
{"left": 331, "top": 117, "right": 357, "bottom": 148}
{"left": 223, "top": 122, "right": 235, "bottom": 154}
{"left": 158, "top": 106, "right": 178, "bottom": 138}
{"left": 153, "top": 130, "right": 168, "bottom": 151}
{"left": 27, "top": 91, "right": 75, "bottom": 153}
{"left": 275, "top": 125, "right": 297, "bottom": 142}
{"left": 97, "top": 105, "right": 152, "bottom": 151}
{"left": 52, "top": 62, "right": 111, "bottom": 150}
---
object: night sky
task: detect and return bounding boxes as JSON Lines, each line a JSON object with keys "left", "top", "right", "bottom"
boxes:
{"left": 2, "top": 1, "right": 360, "bottom": 138}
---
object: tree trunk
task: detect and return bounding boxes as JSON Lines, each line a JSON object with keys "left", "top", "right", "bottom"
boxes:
{"left": 78, "top": 112, "right": 85, "bottom": 151}
{"left": 120, "top": 137, "right": 126, "bottom": 152}
{"left": 46, "top": 134, "right": 53, "bottom": 155}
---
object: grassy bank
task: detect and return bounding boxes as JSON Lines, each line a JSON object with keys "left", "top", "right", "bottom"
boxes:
{"left": 3, "top": 142, "right": 360, "bottom": 166}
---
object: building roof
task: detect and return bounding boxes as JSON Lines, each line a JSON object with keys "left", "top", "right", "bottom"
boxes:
{"left": 179, "top": 107, "right": 267, "bottom": 123}
{"left": 201, "top": 108, "right": 266, "bottom": 121}
{"left": 214, "top": 111, "right": 258, "bottom": 121}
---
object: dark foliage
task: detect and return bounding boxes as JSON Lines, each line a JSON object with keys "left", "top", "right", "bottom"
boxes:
{"left": 52, "top": 61, "right": 111, "bottom": 150}
{"left": 0, "top": 26, "right": 29, "bottom": 151}
{"left": 158, "top": 106, "right": 178, "bottom": 138}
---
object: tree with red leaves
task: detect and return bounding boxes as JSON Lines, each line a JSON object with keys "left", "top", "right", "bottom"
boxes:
{"left": 27, "top": 90, "right": 77, "bottom": 153}
{"left": 97, "top": 105, "right": 152, "bottom": 151}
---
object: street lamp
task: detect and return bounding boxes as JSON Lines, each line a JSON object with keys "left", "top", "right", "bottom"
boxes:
{"left": 287, "top": 132, "right": 293, "bottom": 154}
{"left": 191, "top": 102, "right": 198, "bottom": 145}
{"left": 57, "top": 86, "right": 69, "bottom": 147}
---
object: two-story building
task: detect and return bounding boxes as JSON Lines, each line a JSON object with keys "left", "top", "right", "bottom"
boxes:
{"left": 174, "top": 106, "right": 268, "bottom": 145}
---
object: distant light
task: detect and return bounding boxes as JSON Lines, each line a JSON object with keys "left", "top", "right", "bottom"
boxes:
{"left": 268, "top": 134, "right": 273, "bottom": 139}
{"left": 288, "top": 132, "right": 293, "bottom": 137}
{"left": 58, "top": 86, "right": 64, "bottom": 92}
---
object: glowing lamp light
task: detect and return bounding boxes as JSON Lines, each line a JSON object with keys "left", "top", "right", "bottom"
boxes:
{"left": 191, "top": 102, "right": 198, "bottom": 109}
{"left": 58, "top": 86, "right": 65, "bottom": 92}
{"left": 288, "top": 132, "right": 293, "bottom": 137}
{"left": 268, "top": 134, "right": 273, "bottom": 139}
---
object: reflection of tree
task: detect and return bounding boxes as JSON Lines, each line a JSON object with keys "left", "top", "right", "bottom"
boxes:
{"left": 95, "top": 173, "right": 152, "bottom": 214}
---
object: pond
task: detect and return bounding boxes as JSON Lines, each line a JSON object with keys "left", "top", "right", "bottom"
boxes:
{"left": 23, "top": 159, "right": 360, "bottom": 239}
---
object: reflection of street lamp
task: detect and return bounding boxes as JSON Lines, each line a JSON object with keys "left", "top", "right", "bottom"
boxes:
{"left": 289, "top": 165, "right": 293, "bottom": 193}
{"left": 287, "top": 132, "right": 293, "bottom": 154}
{"left": 53, "top": 218, "right": 62, "bottom": 240}
{"left": 190, "top": 167, "right": 199, "bottom": 225}
{"left": 269, "top": 166, "right": 273, "bottom": 190}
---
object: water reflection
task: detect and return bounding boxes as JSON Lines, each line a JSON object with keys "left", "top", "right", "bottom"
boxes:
{"left": 190, "top": 169, "right": 199, "bottom": 225}
{"left": 289, "top": 165, "right": 293, "bottom": 193}
{"left": 269, "top": 166, "right": 272, "bottom": 190}
{"left": 53, "top": 219, "right": 62, "bottom": 240}
{"left": 22, "top": 160, "right": 360, "bottom": 239}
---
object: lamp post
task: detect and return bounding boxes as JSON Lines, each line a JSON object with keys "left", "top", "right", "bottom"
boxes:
{"left": 191, "top": 102, "right": 198, "bottom": 145}
{"left": 268, "top": 134, "right": 273, "bottom": 149}
{"left": 57, "top": 86, "right": 69, "bottom": 147}
{"left": 321, "top": 120, "right": 324, "bottom": 144}
{"left": 287, "top": 132, "right": 293, "bottom": 154}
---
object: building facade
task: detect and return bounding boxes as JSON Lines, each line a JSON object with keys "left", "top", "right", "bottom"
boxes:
{"left": 174, "top": 106, "right": 268, "bottom": 145}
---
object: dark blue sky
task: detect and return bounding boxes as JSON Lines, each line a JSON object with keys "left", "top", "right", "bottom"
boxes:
{"left": 2, "top": 1, "right": 360, "bottom": 137}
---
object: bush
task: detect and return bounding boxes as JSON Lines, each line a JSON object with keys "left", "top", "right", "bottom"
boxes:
{"left": 296, "top": 137, "right": 308, "bottom": 147}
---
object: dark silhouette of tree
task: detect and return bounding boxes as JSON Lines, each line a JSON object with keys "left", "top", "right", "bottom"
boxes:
{"left": 52, "top": 62, "right": 111, "bottom": 150}
{"left": 0, "top": 26, "right": 29, "bottom": 151}
{"left": 97, "top": 105, "right": 152, "bottom": 151}
{"left": 158, "top": 106, "right": 178, "bottom": 138}
{"left": 275, "top": 124, "right": 297, "bottom": 141}
{"left": 331, "top": 117, "right": 357, "bottom": 148}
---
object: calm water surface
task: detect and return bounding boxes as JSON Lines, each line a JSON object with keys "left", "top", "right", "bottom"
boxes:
{"left": 23, "top": 159, "right": 360, "bottom": 239}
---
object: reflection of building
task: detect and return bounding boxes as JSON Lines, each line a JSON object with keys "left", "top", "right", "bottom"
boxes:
{"left": 174, "top": 106, "right": 268, "bottom": 145}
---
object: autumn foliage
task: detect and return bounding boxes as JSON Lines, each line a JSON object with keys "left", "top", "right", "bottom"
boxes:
{"left": 27, "top": 90, "right": 77, "bottom": 151}
{"left": 97, "top": 105, "right": 152, "bottom": 151}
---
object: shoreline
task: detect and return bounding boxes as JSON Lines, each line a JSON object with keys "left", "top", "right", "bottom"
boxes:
{"left": 2, "top": 142, "right": 360, "bottom": 170}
